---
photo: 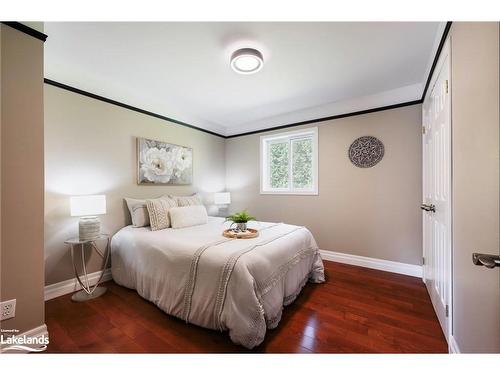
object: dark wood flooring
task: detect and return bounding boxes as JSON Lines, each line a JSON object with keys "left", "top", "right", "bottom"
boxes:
{"left": 44, "top": 261, "right": 448, "bottom": 353}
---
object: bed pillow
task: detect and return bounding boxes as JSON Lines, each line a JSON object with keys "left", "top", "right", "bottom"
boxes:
{"left": 169, "top": 205, "right": 208, "bottom": 229}
{"left": 170, "top": 193, "right": 203, "bottom": 207}
{"left": 146, "top": 197, "right": 178, "bottom": 231}
{"left": 125, "top": 198, "right": 151, "bottom": 227}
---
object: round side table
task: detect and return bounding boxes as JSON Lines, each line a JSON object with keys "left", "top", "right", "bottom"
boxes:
{"left": 64, "top": 234, "right": 110, "bottom": 302}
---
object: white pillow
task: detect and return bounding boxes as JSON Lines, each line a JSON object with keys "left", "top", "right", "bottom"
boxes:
{"left": 170, "top": 193, "right": 203, "bottom": 207}
{"left": 125, "top": 195, "right": 174, "bottom": 227}
{"left": 125, "top": 198, "right": 150, "bottom": 227}
{"left": 169, "top": 205, "right": 208, "bottom": 229}
{"left": 146, "top": 196, "right": 178, "bottom": 231}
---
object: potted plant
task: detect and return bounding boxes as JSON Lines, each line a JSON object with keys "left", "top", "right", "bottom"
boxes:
{"left": 225, "top": 210, "right": 256, "bottom": 232}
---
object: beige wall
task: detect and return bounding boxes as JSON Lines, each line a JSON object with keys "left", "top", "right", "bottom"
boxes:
{"left": 44, "top": 85, "right": 226, "bottom": 285}
{"left": 0, "top": 25, "right": 45, "bottom": 333}
{"left": 450, "top": 22, "right": 500, "bottom": 353}
{"left": 226, "top": 104, "right": 422, "bottom": 265}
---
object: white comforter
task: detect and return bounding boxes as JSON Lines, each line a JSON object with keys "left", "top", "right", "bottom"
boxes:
{"left": 111, "top": 217, "right": 325, "bottom": 348}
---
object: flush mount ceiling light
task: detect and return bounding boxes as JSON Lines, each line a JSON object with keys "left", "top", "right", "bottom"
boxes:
{"left": 230, "top": 48, "right": 264, "bottom": 75}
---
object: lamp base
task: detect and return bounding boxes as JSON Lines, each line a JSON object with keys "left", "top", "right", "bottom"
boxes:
{"left": 79, "top": 216, "right": 101, "bottom": 241}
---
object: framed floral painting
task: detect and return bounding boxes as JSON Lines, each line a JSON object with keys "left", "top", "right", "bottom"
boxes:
{"left": 137, "top": 137, "right": 193, "bottom": 185}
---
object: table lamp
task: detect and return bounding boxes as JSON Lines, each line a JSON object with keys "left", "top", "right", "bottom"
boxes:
{"left": 214, "top": 192, "right": 231, "bottom": 205}
{"left": 214, "top": 192, "right": 231, "bottom": 217}
{"left": 70, "top": 195, "right": 106, "bottom": 241}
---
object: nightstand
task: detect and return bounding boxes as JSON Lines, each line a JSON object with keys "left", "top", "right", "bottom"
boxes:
{"left": 64, "top": 234, "right": 110, "bottom": 302}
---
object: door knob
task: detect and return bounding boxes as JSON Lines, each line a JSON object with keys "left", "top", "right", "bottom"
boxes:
{"left": 420, "top": 204, "right": 436, "bottom": 212}
{"left": 472, "top": 253, "right": 500, "bottom": 269}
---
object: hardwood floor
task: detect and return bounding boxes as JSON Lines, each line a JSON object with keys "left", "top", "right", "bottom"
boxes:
{"left": 44, "top": 261, "right": 448, "bottom": 353}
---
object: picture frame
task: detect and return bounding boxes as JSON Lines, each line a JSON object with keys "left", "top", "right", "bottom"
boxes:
{"left": 137, "top": 137, "right": 193, "bottom": 185}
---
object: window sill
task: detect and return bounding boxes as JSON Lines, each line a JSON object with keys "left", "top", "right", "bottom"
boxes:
{"left": 260, "top": 190, "right": 318, "bottom": 196}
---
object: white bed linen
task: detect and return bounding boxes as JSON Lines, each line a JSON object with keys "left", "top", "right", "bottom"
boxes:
{"left": 111, "top": 217, "right": 325, "bottom": 348}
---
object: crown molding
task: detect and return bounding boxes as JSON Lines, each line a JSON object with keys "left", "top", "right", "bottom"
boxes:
{"left": 225, "top": 99, "right": 422, "bottom": 138}
{"left": 225, "top": 83, "right": 423, "bottom": 137}
{"left": 1, "top": 21, "right": 48, "bottom": 42}
{"left": 44, "top": 78, "right": 226, "bottom": 138}
{"left": 421, "top": 21, "right": 452, "bottom": 101}
{"left": 45, "top": 78, "right": 423, "bottom": 140}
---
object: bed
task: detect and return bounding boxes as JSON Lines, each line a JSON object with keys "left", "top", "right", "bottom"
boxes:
{"left": 110, "top": 216, "right": 325, "bottom": 349}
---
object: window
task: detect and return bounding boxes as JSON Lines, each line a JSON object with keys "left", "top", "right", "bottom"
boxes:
{"left": 260, "top": 127, "right": 318, "bottom": 195}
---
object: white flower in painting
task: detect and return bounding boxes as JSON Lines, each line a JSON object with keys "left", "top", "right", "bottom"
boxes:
{"left": 171, "top": 146, "right": 192, "bottom": 177}
{"left": 140, "top": 147, "right": 174, "bottom": 183}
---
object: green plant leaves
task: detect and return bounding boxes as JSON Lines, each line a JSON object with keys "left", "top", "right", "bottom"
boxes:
{"left": 225, "top": 210, "right": 256, "bottom": 223}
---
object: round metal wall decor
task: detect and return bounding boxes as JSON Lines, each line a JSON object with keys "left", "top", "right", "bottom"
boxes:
{"left": 348, "top": 136, "right": 385, "bottom": 168}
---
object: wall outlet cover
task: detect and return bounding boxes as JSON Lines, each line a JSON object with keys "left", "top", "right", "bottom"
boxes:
{"left": 0, "top": 299, "right": 16, "bottom": 321}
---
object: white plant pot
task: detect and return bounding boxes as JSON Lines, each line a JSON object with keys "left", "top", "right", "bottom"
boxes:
{"left": 230, "top": 222, "right": 247, "bottom": 232}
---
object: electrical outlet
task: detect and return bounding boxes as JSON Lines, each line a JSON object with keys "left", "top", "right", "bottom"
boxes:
{"left": 1, "top": 299, "right": 16, "bottom": 321}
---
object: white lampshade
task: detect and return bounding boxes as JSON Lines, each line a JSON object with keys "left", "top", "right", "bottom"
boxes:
{"left": 214, "top": 192, "right": 231, "bottom": 205}
{"left": 70, "top": 195, "right": 106, "bottom": 217}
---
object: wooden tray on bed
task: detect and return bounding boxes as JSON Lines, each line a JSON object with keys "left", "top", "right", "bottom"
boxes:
{"left": 223, "top": 228, "right": 259, "bottom": 239}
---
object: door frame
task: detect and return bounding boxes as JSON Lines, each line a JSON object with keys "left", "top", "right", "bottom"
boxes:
{"left": 422, "top": 37, "right": 453, "bottom": 346}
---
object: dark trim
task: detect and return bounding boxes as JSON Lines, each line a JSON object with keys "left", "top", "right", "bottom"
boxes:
{"left": 44, "top": 78, "right": 422, "bottom": 139}
{"left": 1, "top": 22, "right": 48, "bottom": 42}
{"left": 44, "top": 78, "right": 226, "bottom": 138}
{"left": 421, "top": 21, "right": 452, "bottom": 101}
{"left": 226, "top": 100, "right": 422, "bottom": 138}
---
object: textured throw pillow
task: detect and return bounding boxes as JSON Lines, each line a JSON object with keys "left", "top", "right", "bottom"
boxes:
{"left": 171, "top": 193, "right": 203, "bottom": 207}
{"left": 169, "top": 205, "right": 208, "bottom": 229}
{"left": 125, "top": 198, "right": 150, "bottom": 227}
{"left": 146, "top": 197, "right": 178, "bottom": 231}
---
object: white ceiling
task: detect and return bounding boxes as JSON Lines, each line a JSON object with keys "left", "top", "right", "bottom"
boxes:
{"left": 44, "top": 22, "right": 444, "bottom": 136}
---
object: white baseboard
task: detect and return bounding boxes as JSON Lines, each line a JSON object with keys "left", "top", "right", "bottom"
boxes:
{"left": 320, "top": 250, "right": 422, "bottom": 278}
{"left": 44, "top": 268, "right": 112, "bottom": 301}
{"left": 0, "top": 324, "right": 49, "bottom": 353}
{"left": 448, "top": 335, "right": 461, "bottom": 353}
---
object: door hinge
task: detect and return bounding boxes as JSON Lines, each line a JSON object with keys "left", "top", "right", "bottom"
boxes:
{"left": 422, "top": 257, "right": 425, "bottom": 265}
{"left": 445, "top": 80, "right": 449, "bottom": 94}
{"left": 422, "top": 126, "right": 426, "bottom": 135}
{"left": 445, "top": 304, "right": 449, "bottom": 317}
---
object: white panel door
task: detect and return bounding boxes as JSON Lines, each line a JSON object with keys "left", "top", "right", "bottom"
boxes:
{"left": 422, "top": 41, "right": 451, "bottom": 340}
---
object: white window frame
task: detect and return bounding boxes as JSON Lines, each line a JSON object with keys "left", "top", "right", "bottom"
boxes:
{"left": 260, "top": 127, "right": 318, "bottom": 195}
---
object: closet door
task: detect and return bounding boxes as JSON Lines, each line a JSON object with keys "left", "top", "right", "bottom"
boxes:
{"left": 422, "top": 40, "right": 451, "bottom": 341}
